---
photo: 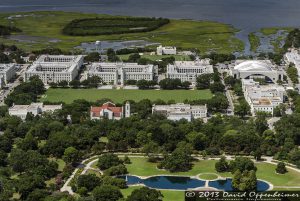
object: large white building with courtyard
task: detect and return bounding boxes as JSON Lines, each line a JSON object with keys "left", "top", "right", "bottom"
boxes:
{"left": 242, "top": 79, "right": 285, "bottom": 116}
{"left": 166, "top": 59, "right": 213, "bottom": 85}
{"left": 230, "top": 60, "right": 284, "bottom": 83}
{"left": 0, "top": 63, "right": 17, "bottom": 87}
{"left": 25, "top": 55, "right": 84, "bottom": 84}
{"left": 152, "top": 103, "right": 207, "bottom": 122}
{"left": 87, "top": 62, "right": 157, "bottom": 85}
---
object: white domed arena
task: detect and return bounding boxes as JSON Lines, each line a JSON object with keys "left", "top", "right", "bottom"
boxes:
{"left": 230, "top": 60, "right": 284, "bottom": 83}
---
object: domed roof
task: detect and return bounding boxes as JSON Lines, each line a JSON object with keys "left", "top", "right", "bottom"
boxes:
{"left": 234, "top": 60, "right": 272, "bottom": 71}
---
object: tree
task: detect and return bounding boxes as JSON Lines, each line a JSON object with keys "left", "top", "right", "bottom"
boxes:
{"left": 69, "top": 80, "right": 81, "bottom": 88}
{"left": 17, "top": 174, "right": 46, "bottom": 199}
{"left": 255, "top": 112, "right": 269, "bottom": 135}
{"left": 127, "top": 187, "right": 163, "bottom": 201}
{"left": 196, "top": 74, "right": 212, "bottom": 89}
{"left": 234, "top": 100, "right": 250, "bottom": 118}
{"left": 186, "top": 131, "right": 207, "bottom": 151}
{"left": 25, "top": 189, "right": 50, "bottom": 201}
{"left": 127, "top": 53, "right": 141, "bottom": 62}
{"left": 102, "top": 176, "right": 127, "bottom": 189}
{"left": 229, "top": 157, "right": 257, "bottom": 173}
{"left": 17, "top": 133, "right": 38, "bottom": 151}
{"left": 276, "top": 162, "right": 287, "bottom": 174}
{"left": 77, "top": 174, "right": 102, "bottom": 191}
{"left": 0, "top": 151, "right": 7, "bottom": 166}
{"left": 123, "top": 155, "right": 131, "bottom": 164}
{"left": 58, "top": 80, "right": 69, "bottom": 88}
{"left": 107, "top": 48, "right": 120, "bottom": 62}
{"left": 273, "top": 104, "right": 286, "bottom": 117}
{"left": 137, "top": 79, "right": 150, "bottom": 89}
{"left": 92, "top": 185, "right": 123, "bottom": 201}
{"left": 63, "top": 146, "right": 79, "bottom": 164}
{"left": 215, "top": 156, "right": 229, "bottom": 172}
{"left": 104, "top": 164, "right": 128, "bottom": 176}
{"left": 97, "top": 153, "right": 122, "bottom": 170}
{"left": 160, "top": 142, "right": 193, "bottom": 172}
{"left": 181, "top": 81, "right": 191, "bottom": 89}
{"left": 159, "top": 78, "right": 182, "bottom": 90}
{"left": 209, "top": 82, "right": 225, "bottom": 93}
{"left": 85, "top": 52, "right": 100, "bottom": 62}
{"left": 224, "top": 76, "right": 236, "bottom": 87}
{"left": 207, "top": 93, "right": 229, "bottom": 112}
{"left": 232, "top": 170, "right": 257, "bottom": 191}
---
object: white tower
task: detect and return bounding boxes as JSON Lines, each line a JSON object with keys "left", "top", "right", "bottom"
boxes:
{"left": 125, "top": 101, "right": 130, "bottom": 118}
{"left": 95, "top": 41, "right": 101, "bottom": 53}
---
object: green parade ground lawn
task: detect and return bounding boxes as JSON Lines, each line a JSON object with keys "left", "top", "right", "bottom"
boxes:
{"left": 40, "top": 88, "right": 213, "bottom": 104}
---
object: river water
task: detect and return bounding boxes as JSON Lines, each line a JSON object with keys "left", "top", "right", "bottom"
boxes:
{"left": 1, "top": 0, "right": 300, "bottom": 53}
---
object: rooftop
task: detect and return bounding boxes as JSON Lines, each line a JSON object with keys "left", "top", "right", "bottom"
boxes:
{"left": 234, "top": 60, "right": 275, "bottom": 72}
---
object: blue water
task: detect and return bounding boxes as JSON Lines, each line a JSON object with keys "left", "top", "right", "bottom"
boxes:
{"left": 209, "top": 179, "right": 270, "bottom": 191}
{"left": 121, "top": 175, "right": 270, "bottom": 191}
{"left": 120, "top": 175, "right": 206, "bottom": 190}
{"left": 1, "top": 0, "right": 300, "bottom": 31}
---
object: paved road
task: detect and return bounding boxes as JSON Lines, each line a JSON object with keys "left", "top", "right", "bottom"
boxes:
{"left": 0, "top": 64, "right": 28, "bottom": 105}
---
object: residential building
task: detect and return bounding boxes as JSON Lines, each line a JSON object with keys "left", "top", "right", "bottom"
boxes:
{"left": 242, "top": 79, "right": 285, "bottom": 116}
{"left": 152, "top": 103, "right": 207, "bottom": 122}
{"left": 0, "top": 63, "right": 17, "bottom": 85}
{"left": 230, "top": 60, "right": 284, "bottom": 83}
{"left": 9, "top": 103, "right": 62, "bottom": 120}
{"left": 25, "top": 55, "right": 84, "bottom": 83}
{"left": 90, "top": 102, "right": 130, "bottom": 120}
{"left": 157, "top": 45, "right": 176, "bottom": 55}
{"left": 87, "top": 62, "right": 157, "bottom": 85}
{"left": 166, "top": 59, "right": 213, "bottom": 85}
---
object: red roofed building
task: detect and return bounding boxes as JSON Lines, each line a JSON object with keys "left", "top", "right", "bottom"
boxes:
{"left": 90, "top": 102, "right": 130, "bottom": 120}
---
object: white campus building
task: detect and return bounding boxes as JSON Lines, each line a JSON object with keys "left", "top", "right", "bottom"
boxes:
{"left": 152, "top": 103, "right": 207, "bottom": 122}
{"left": 9, "top": 103, "right": 62, "bottom": 120}
{"left": 242, "top": 79, "right": 285, "bottom": 116}
{"left": 0, "top": 63, "right": 17, "bottom": 85}
{"left": 88, "top": 62, "right": 157, "bottom": 85}
{"left": 157, "top": 45, "right": 176, "bottom": 55}
{"left": 284, "top": 48, "right": 300, "bottom": 76}
{"left": 166, "top": 59, "right": 213, "bottom": 85}
{"left": 230, "top": 60, "right": 284, "bottom": 83}
{"left": 25, "top": 55, "right": 84, "bottom": 83}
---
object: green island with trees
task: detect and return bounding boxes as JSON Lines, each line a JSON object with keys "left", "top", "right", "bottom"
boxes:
{"left": 62, "top": 17, "right": 170, "bottom": 36}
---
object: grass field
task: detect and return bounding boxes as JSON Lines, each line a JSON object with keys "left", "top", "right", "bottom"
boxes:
{"left": 40, "top": 88, "right": 213, "bottom": 103}
{"left": 123, "top": 157, "right": 300, "bottom": 187}
{"left": 0, "top": 11, "right": 243, "bottom": 53}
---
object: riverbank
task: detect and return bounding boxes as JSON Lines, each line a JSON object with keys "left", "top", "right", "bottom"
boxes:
{"left": 0, "top": 11, "right": 243, "bottom": 53}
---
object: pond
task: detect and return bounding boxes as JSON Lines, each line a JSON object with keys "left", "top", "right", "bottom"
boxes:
{"left": 76, "top": 40, "right": 160, "bottom": 53}
{"left": 119, "top": 175, "right": 205, "bottom": 190}
{"left": 120, "top": 175, "right": 270, "bottom": 191}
